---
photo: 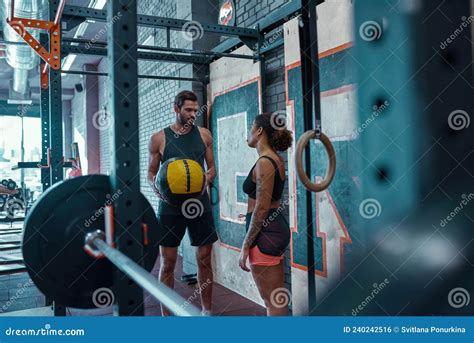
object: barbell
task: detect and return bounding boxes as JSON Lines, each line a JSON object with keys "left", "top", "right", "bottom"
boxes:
{"left": 22, "top": 175, "right": 161, "bottom": 309}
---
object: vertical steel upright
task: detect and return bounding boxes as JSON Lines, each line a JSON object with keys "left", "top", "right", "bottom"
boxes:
{"left": 299, "top": 0, "right": 322, "bottom": 315}
{"left": 39, "top": 34, "right": 51, "bottom": 191}
{"left": 256, "top": 24, "right": 267, "bottom": 114}
{"left": 107, "top": 0, "right": 144, "bottom": 316}
{"left": 48, "top": 1, "right": 64, "bottom": 186}
{"left": 47, "top": 1, "right": 66, "bottom": 316}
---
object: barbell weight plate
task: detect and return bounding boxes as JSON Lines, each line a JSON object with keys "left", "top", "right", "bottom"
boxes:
{"left": 1, "top": 179, "right": 8, "bottom": 187}
{"left": 22, "top": 175, "right": 160, "bottom": 308}
{"left": 7, "top": 180, "right": 17, "bottom": 190}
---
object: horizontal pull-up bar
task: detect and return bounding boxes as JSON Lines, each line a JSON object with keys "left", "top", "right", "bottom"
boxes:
{"left": 0, "top": 36, "right": 255, "bottom": 65}
{"left": 62, "top": 37, "right": 255, "bottom": 60}
{"left": 60, "top": 70, "right": 207, "bottom": 83}
{"left": 62, "top": 5, "right": 259, "bottom": 40}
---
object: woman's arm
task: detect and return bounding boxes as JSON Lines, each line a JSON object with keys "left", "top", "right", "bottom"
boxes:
{"left": 239, "top": 158, "right": 275, "bottom": 271}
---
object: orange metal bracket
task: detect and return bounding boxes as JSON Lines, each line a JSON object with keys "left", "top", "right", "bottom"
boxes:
{"left": 40, "top": 62, "right": 49, "bottom": 89}
{"left": 6, "top": 18, "right": 61, "bottom": 70}
{"left": 37, "top": 148, "right": 51, "bottom": 169}
{"left": 7, "top": 0, "right": 66, "bottom": 88}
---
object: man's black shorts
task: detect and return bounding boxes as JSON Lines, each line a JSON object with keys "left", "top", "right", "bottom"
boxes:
{"left": 157, "top": 211, "right": 218, "bottom": 247}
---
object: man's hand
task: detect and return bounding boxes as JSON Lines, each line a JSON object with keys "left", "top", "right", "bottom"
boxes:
{"left": 152, "top": 175, "right": 165, "bottom": 200}
{"left": 204, "top": 172, "right": 212, "bottom": 189}
{"left": 154, "top": 188, "right": 164, "bottom": 200}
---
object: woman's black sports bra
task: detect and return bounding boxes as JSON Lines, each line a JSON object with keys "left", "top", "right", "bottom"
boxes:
{"left": 242, "top": 156, "right": 285, "bottom": 201}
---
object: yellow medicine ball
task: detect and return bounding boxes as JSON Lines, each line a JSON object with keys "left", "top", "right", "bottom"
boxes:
{"left": 156, "top": 158, "right": 205, "bottom": 205}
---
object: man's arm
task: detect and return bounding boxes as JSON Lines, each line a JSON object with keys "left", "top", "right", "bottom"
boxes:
{"left": 147, "top": 131, "right": 164, "bottom": 197}
{"left": 199, "top": 127, "right": 216, "bottom": 185}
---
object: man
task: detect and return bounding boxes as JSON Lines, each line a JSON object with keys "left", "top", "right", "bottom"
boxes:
{"left": 147, "top": 90, "right": 218, "bottom": 316}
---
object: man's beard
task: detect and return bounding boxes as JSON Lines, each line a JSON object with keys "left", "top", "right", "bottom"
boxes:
{"left": 178, "top": 115, "right": 195, "bottom": 127}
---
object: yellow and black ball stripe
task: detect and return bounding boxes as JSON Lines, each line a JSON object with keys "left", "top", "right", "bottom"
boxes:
{"left": 166, "top": 159, "right": 205, "bottom": 194}
{"left": 157, "top": 158, "right": 205, "bottom": 205}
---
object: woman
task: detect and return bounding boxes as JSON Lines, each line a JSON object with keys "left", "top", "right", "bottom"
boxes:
{"left": 239, "top": 113, "right": 293, "bottom": 316}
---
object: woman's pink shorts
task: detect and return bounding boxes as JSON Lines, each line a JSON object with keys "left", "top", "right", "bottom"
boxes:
{"left": 249, "top": 245, "right": 284, "bottom": 266}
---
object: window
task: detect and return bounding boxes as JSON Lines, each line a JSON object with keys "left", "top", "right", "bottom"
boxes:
{"left": 0, "top": 115, "right": 42, "bottom": 198}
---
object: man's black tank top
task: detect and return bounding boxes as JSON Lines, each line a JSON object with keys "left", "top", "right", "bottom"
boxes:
{"left": 159, "top": 125, "right": 212, "bottom": 215}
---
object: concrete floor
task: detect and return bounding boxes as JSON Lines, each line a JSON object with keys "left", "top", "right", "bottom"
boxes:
{"left": 0, "top": 220, "right": 265, "bottom": 316}
{"left": 67, "top": 255, "right": 266, "bottom": 316}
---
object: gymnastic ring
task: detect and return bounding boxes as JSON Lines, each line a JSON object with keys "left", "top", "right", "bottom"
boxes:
{"left": 295, "top": 130, "right": 336, "bottom": 192}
